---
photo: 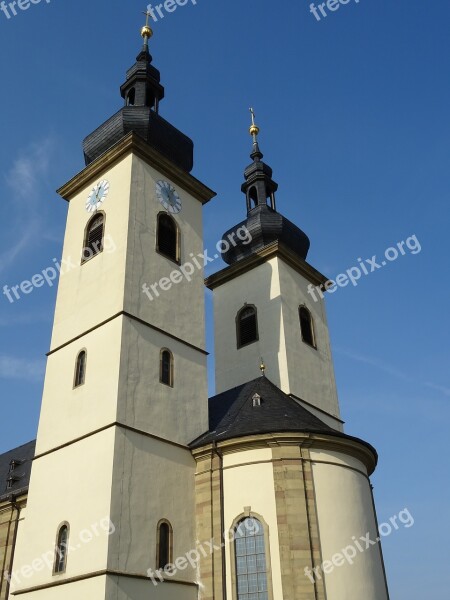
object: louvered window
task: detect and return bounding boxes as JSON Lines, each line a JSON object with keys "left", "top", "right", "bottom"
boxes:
{"left": 299, "top": 306, "right": 315, "bottom": 348}
{"left": 83, "top": 214, "right": 104, "bottom": 261}
{"left": 157, "top": 214, "right": 178, "bottom": 262}
{"left": 237, "top": 306, "right": 259, "bottom": 348}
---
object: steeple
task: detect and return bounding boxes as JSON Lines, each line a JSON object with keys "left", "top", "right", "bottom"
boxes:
{"left": 82, "top": 20, "right": 193, "bottom": 172}
{"left": 221, "top": 109, "right": 310, "bottom": 265}
{"left": 119, "top": 15, "right": 164, "bottom": 111}
{"left": 242, "top": 108, "right": 279, "bottom": 212}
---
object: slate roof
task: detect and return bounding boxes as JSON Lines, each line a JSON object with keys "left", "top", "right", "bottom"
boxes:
{"left": 190, "top": 377, "right": 377, "bottom": 461}
{"left": 0, "top": 440, "right": 35, "bottom": 502}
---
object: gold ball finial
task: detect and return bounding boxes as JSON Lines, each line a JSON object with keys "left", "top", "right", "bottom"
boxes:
{"left": 249, "top": 107, "right": 260, "bottom": 138}
{"left": 141, "top": 25, "right": 153, "bottom": 40}
{"left": 260, "top": 358, "right": 266, "bottom": 376}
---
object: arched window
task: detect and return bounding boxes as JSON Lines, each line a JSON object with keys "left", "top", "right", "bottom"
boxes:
{"left": 156, "top": 213, "right": 179, "bottom": 263}
{"left": 74, "top": 350, "right": 87, "bottom": 388}
{"left": 160, "top": 349, "right": 174, "bottom": 387}
{"left": 54, "top": 523, "right": 69, "bottom": 574}
{"left": 83, "top": 213, "right": 104, "bottom": 262}
{"left": 237, "top": 305, "right": 259, "bottom": 349}
{"left": 247, "top": 186, "right": 258, "bottom": 211}
{"left": 234, "top": 517, "right": 270, "bottom": 600}
{"left": 156, "top": 519, "right": 173, "bottom": 570}
{"left": 299, "top": 305, "right": 316, "bottom": 348}
{"left": 126, "top": 88, "right": 135, "bottom": 106}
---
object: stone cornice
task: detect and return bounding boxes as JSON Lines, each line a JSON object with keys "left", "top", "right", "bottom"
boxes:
{"left": 57, "top": 132, "right": 216, "bottom": 205}
{"left": 205, "top": 242, "right": 328, "bottom": 289}
{"left": 191, "top": 431, "right": 378, "bottom": 475}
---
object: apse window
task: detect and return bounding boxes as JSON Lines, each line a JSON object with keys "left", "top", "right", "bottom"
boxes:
{"left": 157, "top": 213, "right": 179, "bottom": 263}
{"left": 156, "top": 519, "right": 173, "bottom": 571}
{"left": 160, "top": 349, "right": 174, "bottom": 387}
{"left": 299, "top": 306, "right": 316, "bottom": 348}
{"left": 235, "top": 517, "right": 270, "bottom": 600}
{"left": 74, "top": 350, "right": 87, "bottom": 388}
{"left": 54, "top": 523, "right": 69, "bottom": 574}
{"left": 83, "top": 213, "right": 104, "bottom": 262}
{"left": 237, "top": 305, "right": 259, "bottom": 348}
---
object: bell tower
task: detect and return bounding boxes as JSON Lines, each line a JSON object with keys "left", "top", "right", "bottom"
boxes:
{"left": 11, "top": 22, "right": 215, "bottom": 600}
{"left": 208, "top": 111, "right": 341, "bottom": 429}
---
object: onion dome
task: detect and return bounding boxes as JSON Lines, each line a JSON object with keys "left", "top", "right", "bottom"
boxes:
{"left": 221, "top": 109, "right": 310, "bottom": 265}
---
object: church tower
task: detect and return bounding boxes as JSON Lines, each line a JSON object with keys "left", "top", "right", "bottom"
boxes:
{"left": 190, "top": 115, "right": 390, "bottom": 600}
{"left": 10, "top": 23, "right": 215, "bottom": 599}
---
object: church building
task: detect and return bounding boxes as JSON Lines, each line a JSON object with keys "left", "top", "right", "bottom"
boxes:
{"left": 0, "top": 20, "right": 390, "bottom": 600}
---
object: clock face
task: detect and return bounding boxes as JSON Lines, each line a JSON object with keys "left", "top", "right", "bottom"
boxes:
{"left": 156, "top": 180, "right": 182, "bottom": 214}
{"left": 86, "top": 179, "right": 110, "bottom": 212}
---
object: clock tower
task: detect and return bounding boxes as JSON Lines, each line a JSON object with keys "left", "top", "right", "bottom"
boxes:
{"left": 10, "top": 23, "right": 215, "bottom": 600}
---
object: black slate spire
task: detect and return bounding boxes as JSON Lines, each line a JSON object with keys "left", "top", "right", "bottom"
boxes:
{"left": 220, "top": 110, "right": 311, "bottom": 265}
{"left": 82, "top": 24, "right": 193, "bottom": 172}
{"left": 119, "top": 31, "right": 165, "bottom": 112}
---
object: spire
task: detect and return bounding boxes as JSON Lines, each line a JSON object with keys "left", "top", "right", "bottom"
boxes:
{"left": 119, "top": 13, "right": 164, "bottom": 112}
{"left": 249, "top": 107, "right": 263, "bottom": 161}
{"left": 83, "top": 17, "right": 194, "bottom": 172}
{"left": 141, "top": 10, "right": 154, "bottom": 51}
{"left": 218, "top": 108, "right": 311, "bottom": 266}
{"left": 242, "top": 108, "right": 278, "bottom": 213}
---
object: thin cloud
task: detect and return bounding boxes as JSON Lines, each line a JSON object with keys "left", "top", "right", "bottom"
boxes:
{"left": 0, "top": 138, "right": 55, "bottom": 275}
{"left": 424, "top": 382, "right": 450, "bottom": 397}
{"left": 336, "top": 347, "right": 449, "bottom": 399}
{"left": 335, "top": 348, "right": 414, "bottom": 383}
{"left": 0, "top": 355, "right": 45, "bottom": 383}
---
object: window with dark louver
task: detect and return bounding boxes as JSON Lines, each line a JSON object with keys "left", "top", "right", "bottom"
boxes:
{"left": 237, "top": 306, "right": 259, "bottom": 348}
{"left": 83, "top": 214, "right": 104, "bottom": 261}
{"left": 299, "top": 306, "right": 316, "bottom": 348}
{"left": 157, "top": 213, "right": 178, "bottom": 262}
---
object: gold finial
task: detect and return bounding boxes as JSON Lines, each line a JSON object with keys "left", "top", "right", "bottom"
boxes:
{"left": 260, "top": 358, "right": 266, "bottom": 376}
{"left": 249, "top": 107, "right": 260, "bottom": 139}
{"left": 141, "top": 10, "right": 154, "bottom": 43}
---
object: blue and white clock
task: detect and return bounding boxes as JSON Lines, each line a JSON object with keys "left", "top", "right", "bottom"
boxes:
{"left": 86, "top": 179, "right": 110, "bottom": 212}
{"left": 156, "top": 180, "right": 182, "bottom": 214}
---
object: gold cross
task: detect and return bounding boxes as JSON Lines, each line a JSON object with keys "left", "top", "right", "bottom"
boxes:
{"left": 143, "top": 10, "right": 152, "bottom": 27}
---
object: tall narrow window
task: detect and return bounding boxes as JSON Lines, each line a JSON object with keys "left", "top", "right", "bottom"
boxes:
{"left": 160, "top": 349, "right": 174, "bottom": 387}
{"left": 83, "top": 213, "right": 104, "bottom": 261}
{"left": 237, "top": 305, "right": 259, "bottom": 348}
{"left": 74, "top": 350, "right": 87, "bottom": 388}
{"left": 54, "top": 523, "right": 69, "bottom": 574}
{"left": 126, "top": 88, "right": 135, "bottom": 106}
{"left": 157, "top": 213, "right": 179, "bottom": 263}
{"left": 299, "top": 306, "right": 316, "bottom": 348}
{"left": 156, "top": 520, "right": 173, "bottom": 570}
{"left": 235, "top": 517, "right": 269, "bottom": 600}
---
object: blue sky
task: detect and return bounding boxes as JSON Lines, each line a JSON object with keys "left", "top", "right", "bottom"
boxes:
{"left": 0, "top": 0, "right": 449, "bottom": 597}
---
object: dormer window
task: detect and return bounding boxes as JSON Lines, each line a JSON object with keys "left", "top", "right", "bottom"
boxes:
{"left": 252, "top": 393, "right": 262, "bottom": 407}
